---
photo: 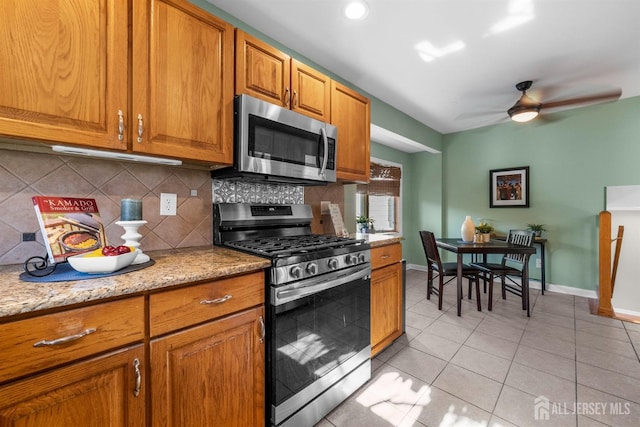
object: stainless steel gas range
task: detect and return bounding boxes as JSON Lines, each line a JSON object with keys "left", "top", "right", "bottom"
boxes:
{"left": 214, "top": 203, "right": 371, "bottom": 427}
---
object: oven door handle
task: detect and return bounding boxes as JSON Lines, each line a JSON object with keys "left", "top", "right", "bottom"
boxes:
{"left": 273, "top": 264, "right": 371, "bottom": 306}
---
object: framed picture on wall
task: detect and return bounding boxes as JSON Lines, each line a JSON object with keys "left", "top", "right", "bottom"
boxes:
{"left": 490, "top": 166, "right": 529, "bottom": 208}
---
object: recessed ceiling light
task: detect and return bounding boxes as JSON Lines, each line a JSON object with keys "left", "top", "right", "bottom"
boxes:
{"left": 344, "top": 1, "right": 369, "bottom": 20}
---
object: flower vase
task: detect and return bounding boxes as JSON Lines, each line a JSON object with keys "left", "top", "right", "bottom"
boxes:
{"left": 461, "top": 216, "right": 475, "bottom": 242}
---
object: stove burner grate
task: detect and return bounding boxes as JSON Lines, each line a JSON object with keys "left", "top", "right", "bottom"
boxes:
{"left": 226, "top": 235, "right": 364, "bottom": 257}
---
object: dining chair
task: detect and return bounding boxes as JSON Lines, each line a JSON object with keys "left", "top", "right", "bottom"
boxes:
{"left": 469, "top": 229, "right": 535, "bottom": 312}
{"left": 419, "top": 230, "right": 481, "bottom": 311}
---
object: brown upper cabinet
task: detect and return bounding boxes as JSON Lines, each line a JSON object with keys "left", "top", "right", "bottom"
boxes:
{"left": 0, "top": 0, "right": 234, "bottom": 166}
{"left": 235, "top": 30, "right": 331, "bottom": 122}
{"left": 331, "top": 81, "right": 371, "bottom": 183}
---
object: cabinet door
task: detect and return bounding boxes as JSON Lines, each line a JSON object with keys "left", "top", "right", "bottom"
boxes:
{"left": 291, "top": 59, "right": 331, "bottom": 121}
{"left": 0, "top": 346, "right": 145, "bottom": 427}
{"left": 371, "top": 262, "right": 403, "bottom": 357}
{"left": 236, "top": 29, "right": 291, "bottom": 107}
{"left": 331, "top": 81, "right": 371, "bottom": 182}
{"left": 132, "top": 0, "right": 234, "bottom": 164}
{"left": 0, "top": 0, "right": 128, "bottom": 149}
{"left": 150, "top": 306, "right": 265, "bottom": 427}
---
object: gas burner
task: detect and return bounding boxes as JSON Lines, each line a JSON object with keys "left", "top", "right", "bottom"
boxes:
{"left": 214, "top": 203, "right": 370, "bottom": 285}
{"left": 226, "top": 235, "right": 365, "bottom": 257}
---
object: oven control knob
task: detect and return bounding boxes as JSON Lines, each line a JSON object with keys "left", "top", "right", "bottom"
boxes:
{"left": 357, "top": 253, "right": 367, "bottom": 264}
{"left": 290, "top": 265, "right": 302, "bottom": 279}
{"left": 327, "top": 258, "right": 339, "bottom": 270}
{"left": 306, "top": 263, "right": 318, "bottom": 275}
{"left": 345, "top": 254, "right": 357, "bottom": 265}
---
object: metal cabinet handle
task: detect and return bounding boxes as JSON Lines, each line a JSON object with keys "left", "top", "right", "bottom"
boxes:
{"left": 137, "top": 114, "right": 144, "bottom": 143}
{"left": 380, "top": 255, "right": 390, "bottom": 259}
{"left": 258, "top": 315, "right": 265, "bottom": 344}
{"left": 292, "top": 90, "right": 298, "bottom": 108}
{"left": 133, "top": 358, "right": 141, "bottom": 397}
{"left": 33, "top": 328, "right": 97, "bottom": 347}
{"left": 200, "top": 294, "right": 232, "bottom": 305}
{"left": 117, "top": 110, "right": 125, "bottom": 141}
{"left": 284, "top": 88, "right": 290, "bottom": 107}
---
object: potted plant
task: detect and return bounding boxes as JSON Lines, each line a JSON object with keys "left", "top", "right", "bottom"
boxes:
{"left": 356, "top": 215, "right": 373, "bottom": 233}
{"left": 527, "top": 223, "right": 546, "bottom": 237}
{"left": 475, "top": 222, "right": 494, "bottom": 242}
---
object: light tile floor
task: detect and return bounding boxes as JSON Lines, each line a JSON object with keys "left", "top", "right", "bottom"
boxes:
{"left": 316, "top": 269, "right": 640, "bottom": 427}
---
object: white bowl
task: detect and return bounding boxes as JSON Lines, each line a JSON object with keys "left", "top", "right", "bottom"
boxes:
{"left": 67, "top": 249, "right": 139, "bottom": 274}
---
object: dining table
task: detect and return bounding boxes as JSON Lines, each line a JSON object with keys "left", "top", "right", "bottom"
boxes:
{"left": 436, "top": 238, "right": 537, "bottom": 317}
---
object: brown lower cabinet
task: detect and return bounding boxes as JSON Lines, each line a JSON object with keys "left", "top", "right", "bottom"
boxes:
{"left": 150, "top": 306, "right": 265, "bottom": 426}
{"left": 0, "top": 271, "right": 265, "bottom": 427}
{"left": 370, "top": 242, "right": 404, "bottom": 357}
{"left": 0, "top": 345, "right": 145, "bottom": 426}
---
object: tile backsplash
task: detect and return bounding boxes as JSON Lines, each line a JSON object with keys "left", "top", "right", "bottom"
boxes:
{"left": 0, "top": 149, "right": 213, "bottom": 266}
{"left": 0, "top": 148, "right": 347, "bottom": 266}
{"left": 212, "top": 179, "right": 303, "bottom": 204}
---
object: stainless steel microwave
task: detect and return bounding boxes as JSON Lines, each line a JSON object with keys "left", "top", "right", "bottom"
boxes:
{"left": 212, "top": 94, "right": 337, "bottom": 185}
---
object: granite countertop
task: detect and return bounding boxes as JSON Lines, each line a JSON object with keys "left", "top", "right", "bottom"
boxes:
{"left": 357, "top": 233, "right": 403, "bottom": 247}
{"left": 0, "top": 235, "right": 402, "bottom": 320}
{"left": 0, "top": 246, "right": 271, "bottom": 320}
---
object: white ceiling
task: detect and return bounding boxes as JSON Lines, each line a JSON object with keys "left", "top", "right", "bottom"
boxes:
{"left": 207, "top": 0, "right": 640, "bottom": 136}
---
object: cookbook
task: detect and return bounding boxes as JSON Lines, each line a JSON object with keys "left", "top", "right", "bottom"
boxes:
{"left": 33, "top": 196, "right": 109, "bottom": 264}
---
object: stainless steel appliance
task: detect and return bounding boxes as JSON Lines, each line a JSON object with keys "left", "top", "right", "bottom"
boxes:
{"left": 214, "top": 203, "right": 371, "bottom": 427}
{"left": 212, "top": 94, "right": 337, "bottom": 185}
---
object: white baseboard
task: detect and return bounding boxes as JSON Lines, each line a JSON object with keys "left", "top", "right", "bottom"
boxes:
{"left": 406, "top": 264, "right": 598, "bottom": 298}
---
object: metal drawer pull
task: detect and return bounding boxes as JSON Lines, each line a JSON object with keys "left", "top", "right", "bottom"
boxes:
{"left": 33, "top": 328, "right": 97, "bottom": 347}
{"left": 200, "top": 294, "right": 232, "bottom": 305}
{"left": 133, "top": 358, "right": 141, "bottom": 397}
{"left": 380, "top": 255, "right": 390, "bottom": 259}
{"left": 258, "top": 316, "right": 265, "bottom": 344}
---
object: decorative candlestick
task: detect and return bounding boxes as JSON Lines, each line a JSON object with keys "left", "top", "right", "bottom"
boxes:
{"left": 115, "top": 220, "right": 150, "bottom": 264}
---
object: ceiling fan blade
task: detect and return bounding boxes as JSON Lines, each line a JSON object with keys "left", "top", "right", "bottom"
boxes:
{"left": 541, "top": 88, "right": 622, "bottom": 110}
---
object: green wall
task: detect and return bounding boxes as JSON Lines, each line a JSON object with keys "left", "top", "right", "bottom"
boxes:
{"left": 441, "top": 96, "right": 640, "bottom": 290}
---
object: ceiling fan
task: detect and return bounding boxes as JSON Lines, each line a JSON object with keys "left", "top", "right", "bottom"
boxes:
{"left": 507, "top": 80, "right": 622, "bottom": 123}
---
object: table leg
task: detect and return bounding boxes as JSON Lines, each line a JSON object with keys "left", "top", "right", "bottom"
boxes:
{"left": 539, "top": 241, "right": 546, "bottom": 295}
{"left": 523, "top": 257, "right": 530, "bottom": 317}
{"left": 457, "top": 253, "right": 463, "bottom": 316}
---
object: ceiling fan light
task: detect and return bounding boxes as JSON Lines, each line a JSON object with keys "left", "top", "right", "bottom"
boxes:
{"left": 508, "top": 105, "right": 540, "bottom": 122}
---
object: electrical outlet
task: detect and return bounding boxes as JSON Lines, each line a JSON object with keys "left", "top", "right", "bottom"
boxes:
{"left": 160, "top": 193, "right": 177, "bottom": 216}
{"left": 535, "top": 258, "right": 542, "bottom": 268}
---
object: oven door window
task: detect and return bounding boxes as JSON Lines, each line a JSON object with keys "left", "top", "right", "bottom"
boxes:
{"left": 248, "top": 115, "right": 335, "bottom": 170}
{"left": 269, "top": 276, "right": 370, "bottom": 406}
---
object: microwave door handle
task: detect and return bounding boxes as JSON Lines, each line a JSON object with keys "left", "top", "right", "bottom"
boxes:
{"left": 319, "top": 127, "right": 328, "bottom": 178}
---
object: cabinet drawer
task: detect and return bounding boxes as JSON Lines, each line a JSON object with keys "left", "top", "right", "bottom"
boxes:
{"left": 0, "top": 297, "right": 144, "bottom": 384}
{"left": 149, "top": 271, "right": 265, "bottom": 337}
{"left": 371, "top": 243, "right": 402, "bottom": 270}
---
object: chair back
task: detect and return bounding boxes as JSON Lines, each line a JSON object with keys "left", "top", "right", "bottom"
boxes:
{"left": 503, "top": 229, "right": 535, "bottom": 265}
{"left": 419, "top": 230, "right": 442, "bottom": 271}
